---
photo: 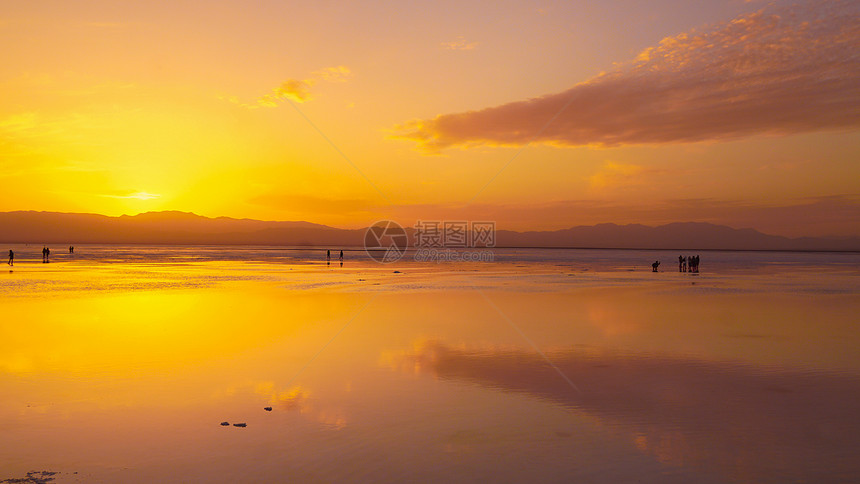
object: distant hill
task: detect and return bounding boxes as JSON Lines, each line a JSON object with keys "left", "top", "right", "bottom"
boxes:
{"left": 0, "top": 211, "right": 857, "bottom": 251}
{"left": 0, "top": 211, "right": 363, "bottom": 246}
{"left": 495, "top": 223, "right": 860, "bottom": 251}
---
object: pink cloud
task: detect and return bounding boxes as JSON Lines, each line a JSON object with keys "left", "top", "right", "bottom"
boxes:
{"left": 394, "top": 0, "right": 860, "bottom": 151}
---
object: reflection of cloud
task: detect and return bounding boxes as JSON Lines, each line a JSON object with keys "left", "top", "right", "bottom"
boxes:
{"left": 256, "top": 382, "right": 309, "bottom": 410}
{"left": 441, "top": 36, "right": 478, "bottom": 50}
{"left": 395, "top": 1, "right": 860, "bottom": 151}
{"left": 253, "top": 382, "right": 346, "bottom": 429}
{"left": 390, "top": 340, "right": 860, "bottom": 481}
{"left": 0, "top": 353, "right": 35, "bottom": 374}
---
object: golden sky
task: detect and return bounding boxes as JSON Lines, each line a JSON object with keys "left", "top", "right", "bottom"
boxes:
{"left": 1, "top": 0, "right": 858, "bottom": 237}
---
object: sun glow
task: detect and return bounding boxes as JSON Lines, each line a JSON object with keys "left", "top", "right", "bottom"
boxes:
{"left": 104, "top": 191, "right": 161, "bottom": 201}
{"left": 0, "top": 0, "right": 856, "bottom": 235}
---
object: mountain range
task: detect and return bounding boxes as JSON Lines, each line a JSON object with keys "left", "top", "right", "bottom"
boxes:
{"left": 0, "top": 211, "right": 857, "bottom": 251}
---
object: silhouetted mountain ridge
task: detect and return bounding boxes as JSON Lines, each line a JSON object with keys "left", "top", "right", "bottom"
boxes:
{"left": 0, "top": 211, "right": 856, "bottom": 251}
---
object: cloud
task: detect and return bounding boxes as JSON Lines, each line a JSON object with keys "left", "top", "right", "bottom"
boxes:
{"left": 314, "top": 65, "right": 352, "bottom": 82}
{"left": 394, "top": 0, "right": 860, "bottom": 151}
{"left": 589, "top": 161, "right": 647, "bottom": 189}
{"left": 274, "top": 78, "right": 315, "bottom": 103}
{"left": 248, "top": 78, "right": 315, "bottom": 107}
{"left": 0, "top": 112, "right": 38, "bottom": 132}
{"left": 235, "top": 66, "right": 352, "bottom": 108}
{"left": 441, "top": 36, "right": 478, "bottom": 50}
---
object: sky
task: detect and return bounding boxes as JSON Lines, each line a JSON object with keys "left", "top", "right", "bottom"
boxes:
{"left": 0, "top": 0, "right": 858, "bottom": 237}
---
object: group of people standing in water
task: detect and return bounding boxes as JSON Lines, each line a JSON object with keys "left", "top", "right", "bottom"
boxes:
{"left": 679, "top": 254, "right": 700, "bottom": 272}
{"left": 6, "top": 246, "right": 75, "bottom": 266}
{"left": 652, "top": 255, "right": 701, "bottom": 272}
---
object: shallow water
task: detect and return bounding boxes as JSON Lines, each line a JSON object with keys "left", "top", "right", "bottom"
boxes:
{"left": 1, "top": 247, "right": 859, "bottom": 483}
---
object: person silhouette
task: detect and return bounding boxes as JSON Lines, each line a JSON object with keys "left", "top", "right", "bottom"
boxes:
{"left": 69, "top": 246, "right": 74, "bottom": 254}
{"left": 42, "top": 247, "right": 46, "bottom": 263}
{"left": 339, "top": 250, "right": 343, "bottom": 261}
{"left": 679, "top": 255, "right": 685, "bottom": 272}
{"left": 45, "top": 247, "right": 50, "bottom": 263}
{"left": 652, "top": 260, "right": 660, "bottom": 272}
{"left": 326, "top": 249, "right": 331, "bottom": 266}
{"left": 7, "top": 249, "right": 12, "bottom": 266}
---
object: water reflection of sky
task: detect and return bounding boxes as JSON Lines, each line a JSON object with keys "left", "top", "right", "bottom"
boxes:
{"left": 1, "top": 255, "right": 858, "bottom": 482}
{"left": 391, "top": 341, "right": 860, "bottom": 483}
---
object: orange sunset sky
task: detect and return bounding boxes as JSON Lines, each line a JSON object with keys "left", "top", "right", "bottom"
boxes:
{"left": 1, "top": 0, "right": 858, "bottom": 237}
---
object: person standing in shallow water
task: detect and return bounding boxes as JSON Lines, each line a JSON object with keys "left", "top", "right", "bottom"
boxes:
{"left": 652, "top": 260, "right": 660, "bottom": 272}
{"left": 45, "top": 247, "right": 50, "bottom": 263}
{"left": 326, "top": 249, "right": 331, "bottom": 265}
{"left": 7, "top": 249, "right": 12, "bottom": 266}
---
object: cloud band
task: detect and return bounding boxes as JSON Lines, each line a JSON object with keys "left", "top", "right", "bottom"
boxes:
{"left": 394, "top": 1, "right": 860, "bottom": 151}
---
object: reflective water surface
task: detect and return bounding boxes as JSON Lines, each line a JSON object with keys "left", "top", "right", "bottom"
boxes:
{"left": 1, "top": 247, "right": 859, "bottom": 482}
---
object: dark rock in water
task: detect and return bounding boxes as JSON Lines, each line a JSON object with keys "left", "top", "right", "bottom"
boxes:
{"left": 220, "top": 421, "right": 230, "bottom": 426}
{"left": 264, "top": 407, "right": 273, "bottom": 411}
{"left": 393, "top": 270, "right": 401, "bottom": 273}
{"left": 233, "top": 423, "right": 247, "bottom": 427}
{"left": 1, "top": 471, "right": 58, "bottom": 484}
